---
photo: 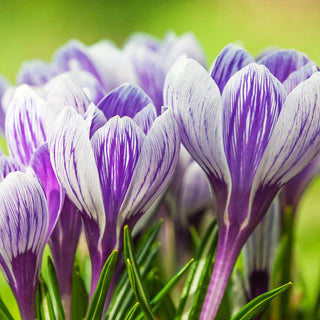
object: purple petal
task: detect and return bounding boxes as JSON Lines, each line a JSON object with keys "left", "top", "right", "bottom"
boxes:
{"left": 164, "top": 57, "right": 231, "bottom": 195}
{"left": 125, "top": 45, "right": 165, "bottom": 114}
{"left": 210, "top": 44, "right": 254, "bottom": 93}
{"left": 257, "top": 49, "right": 310, "bottom": 82}
{"left": 253, "top": 72, "right": 320, "bottom": 192}
{"left": 91, "top": 116, "right": 145, "bottom": 246}
{"left": 49, "top": 106, "right": 105, "bottom": 232}
{"left": 5, "top": 85, "right": 46, "bottom": 165}
{"left": 29, "top": 143, "right": 63, "bottom": 240}
{"left": 0, "top": 172, "right": 48, "bottom": 319}
{"left": 0, "top": 75, "right": 9, "bottom": 134}
{"left": 282, "top": 61, "right": 319, "bottom": 93}
{"left": 118, "top": 110, "right": 180, "bottom": 231}
{"left": 84, "top": 103, "right": 107, "bottom": 137}
{"left": 16, "top": 60, "right": 57, "bottom": 86}
{"left": 125, "top": 32, "right": 161, "bottom": 52}
{"left": 97, "top": 83, "right": 154, "bottom": 120}
{"left": 0, "top": 156, "right": 24, "bottom": 181}
{"left": 132, "top": 103, "right": 157, "bottom": 134}
{"left": 222, "top": 64, "right": 286, "bottom": 194}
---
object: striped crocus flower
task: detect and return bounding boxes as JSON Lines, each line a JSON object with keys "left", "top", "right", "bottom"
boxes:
{"left": 164, "top": 55, "right": 320, "bottom": 319}
{"left": 0, "top": 172, "right": 50, "bottom": 320}
{"left": 49, "top": 84, "right": 180, "bottom": 295}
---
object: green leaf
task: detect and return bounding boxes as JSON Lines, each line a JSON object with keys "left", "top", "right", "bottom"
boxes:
{"left": 86, "top": 250, "right": 118, "bottom": 320}
{"left": 0, "top": 296, "right": 14, "bottom": 320}
{"left": 72, "top": 263, "right": 88, "bottom": 320}
{"left": 47, "top": 256, "right": 66, "bottom": 320}
{"left": 175, "top": 219, "right": 218, "bottom": 319}
{"left": 124, "top": 225, "right": 155, "bottom": 320}
{"left": 124, "top": 302, "right": 140, "bottom": 320}
{"left": 36, "top": 277, "right": 56, "bottom": 320}
{"left": 231, "top": 282, "right": 293, "bottom": 320}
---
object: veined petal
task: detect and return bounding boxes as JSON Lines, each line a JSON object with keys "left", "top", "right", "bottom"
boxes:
{"left": 49, "top": 106, "right": 105, "bottom": 233}
{"left": 5, "top": 85, "right": 46, "bottom": 165}
{"left": 253, "top": 72, "right": 320, "bottom": 192}
{"left": 222, "top": 63, "right": 286, "bottom": 192}
{"left": 210, "top": 43, "right": 254, "bottom": 93}
{"left": 16, "top": 60, "right": 57, "bottom": 86}
{"left": 0, "top": 75, "right": 10, "bottom": 133}
{"left": 84, "top": 103, "right": 107, "bottom": 137}
{"left": 283, "top": 61, "right": 319, "bottom": 93}
{"left": 97, "top": 83, "right": 153, "bottom": 119}
{"left": 0, "top": 172, "right": 49, "bottom": 285}
{"left": 125, "top": 44, "right": 165, "bottom": 114}
{"left": 132, "top": 103, "right": 157, "bottom": 134}
{"left": 0, "top": 156, "right": 23, "bottom": 181}
{"left": 118, "top": 110, "right": 180, "bottom": 234}
{"left": 91, "top": 116, "right": 145, "bottom": 237}
{"left": 257, "top": 49, "right": 310, "bottom": 82}
{"left": 164, "top": 57, "right": 230, "bottom": 190}
{"left": 29, "top": 143, "right": 63, "bottom": 241}
{"left": 125, "top": 32, "right": 161, "bottom": 52}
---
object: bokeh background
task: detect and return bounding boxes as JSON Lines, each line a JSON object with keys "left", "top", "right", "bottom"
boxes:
{"left": 0, "top": 0, "right": 320, "bottom": 316}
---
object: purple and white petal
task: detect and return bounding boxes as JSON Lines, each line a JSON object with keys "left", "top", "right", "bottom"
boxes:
{"left": 125, "top": 32, "right": 161, "bottom": 52}
{"left": 88, "top": 40, "right": 137, "bottom": 92}
{"left": 253, "top": 72, "right": 320, "bottom": 192}
{"left": 0, "top": 156, "right": 23, "bottom": 181}
{"left": 222, "top": 64, "right": 286, "bottom": 191}
{"left": 282, "top": 61, "right": 319, "bottom": 93}
{"left": 210, "top": 44, "right": 254, "bottom": 93}
{"left": 0, "top": 171, "right": 48, "bottom": 319}
{"left": 49, "top": 106, "right": 105, "bottom": 233}
{"left": 5, "top": 85, "right": 46, "bottom": 165}
{"left": 164, "top": 57, "right": 230, "bottom": 192}
{"left": 132, "top": 103, "right": 157, "bottom": 134}
{"left": 84, "top": 103, "right": 107, "bottom": 137}
{"left": 91, "top": 116, "right": 145, "bottom": 245}
{"left": 97, "top": 83, "right": 153, "bottom": 119}
{"left": 0, "top": 75, "right": 9, "bottom": 133}
{"left": 29, "top": 143, "right": 63, "bottom": 240}
{"left": 16, "top": 60, "right": 57, "bottom": 86}
{"left": 118, "top": 110, "right": 180, "bottom": 235}
{"left": 257, "top": 49, "right": 310, "bottom": 82}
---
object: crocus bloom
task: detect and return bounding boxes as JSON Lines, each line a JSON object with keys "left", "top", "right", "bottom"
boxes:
{"left": 243, "top": 197, "right": 280, "bottom": 300}
{"left": 0, "top": 172, "right": 50, "bottom": 320}
{"left": 49, "top": 96, "right": 180, "bottom": 295}
{"left": 164, "top": 56, "right": 320, "bottom": 319}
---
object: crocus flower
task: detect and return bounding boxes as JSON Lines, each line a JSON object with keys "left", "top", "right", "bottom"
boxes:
{"left": 243, "top": 197, "right": 280, "bottom": 300}
{"left": 0, "top": 171, "right": 50, "bottom": 320}
{"left": 49, "top": 84, "right": 180, "bottom": 296}
{"left": 164, "top": 56, "right": 320, "bottom": 319}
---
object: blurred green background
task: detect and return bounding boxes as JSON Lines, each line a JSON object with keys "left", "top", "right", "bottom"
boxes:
{"left": 0, "top": 0, "right": 320, "bottom": 317}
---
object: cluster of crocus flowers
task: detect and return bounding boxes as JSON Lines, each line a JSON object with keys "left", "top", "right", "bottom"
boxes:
{"left": 0, "top": 32, "right": 319, "bottom": 320}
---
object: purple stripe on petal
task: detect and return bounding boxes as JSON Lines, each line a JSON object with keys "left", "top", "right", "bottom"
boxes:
{"left": 132, "top": 103, "right": 157, "bottom": 134}
{"left": 282, "top": 61, "right": 319, "bottom": 93}
{"left": 5, "top": 85, "right": 47, "bottom": 165}
{"left": 222, "top": 64, "right": 286, "bottom": 193}
{"left": 210, "top": 44, "right": 254, "bottom": 93}
{"left": 118, "top": 110, "right": 180, "bottom": 234}
{"left": 49, "top": 106, "right": 105, "bottom": 233}
{"left": 91, "top": 116, "right": 145, "bottom": 238}
{"left": 257, "top": 49, "right": 310, "bottom": 82}
{"left": 0, "top": 156, "right": 23, "bottom": 181}
{"left": 16, "top": 60, "right": 57, "bottom": 86}
{"left": 84, "top": 103, "right": 107, "bottom": 137}
{"left": 97, "top": 83, "right": 153, "bottom": 120}
{"left": 0, "top": 75, "right": 9, "bottom": 134}
{"left": 29, "top": 143, "right": 62, "bottom": 240}
{"left": 164, "top": 57, "right": 231, "bottom": 197}
{"left": 253, "top": 72, "right": 320, "bottom": 193}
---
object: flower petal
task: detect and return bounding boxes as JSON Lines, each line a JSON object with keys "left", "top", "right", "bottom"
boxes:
{"left": 5, "top": 85, "right": 47, "bottom": 165}
{"left": 91, "top": 116, "right": 145, "bottom": 241}
{"left": 257, "top": 49, "right": 310, "bottom": 82}
{"left": 0, "top": 156, "right": 23, "bottom": 181}
{"left": 210, "top": 43, "right": 254, "bottom": 93}
{"left": 118, "top": 110, "right": 180, "bottom": 233}
{"left": 164, "top": 57, "right": 230, "bottom": 192}
{"left": 222, "top": 63, "right": 286, "bottom": 191}
{"left": 16, "top": 60, "right": 57, "bottom": 86}
{"left": 49, "top": 106, "right": 105, "bottom": 233}
{"left": 132, "top": 103, "right": 157, "bottom": 134}
{"left": 97, "top": 83, "right": 153, "bottom": 120}
{"left": 253, "top": 72, "right": 320, "bottom": 191}
{"left": 84, "top": 103, "right": 107, "bottom": 137}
